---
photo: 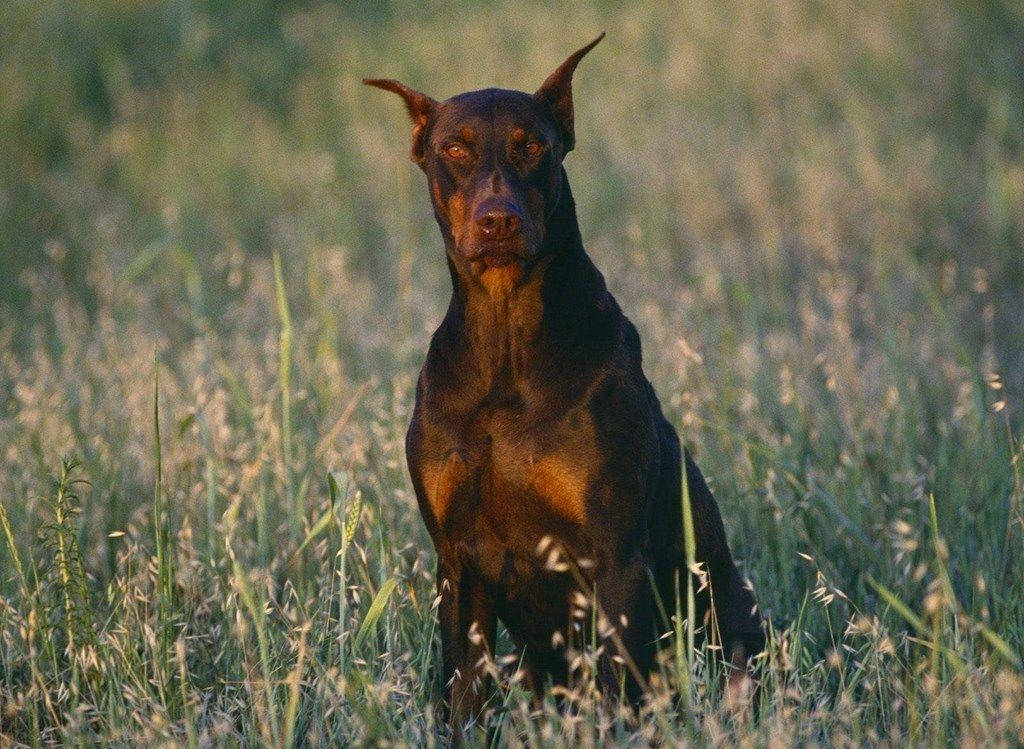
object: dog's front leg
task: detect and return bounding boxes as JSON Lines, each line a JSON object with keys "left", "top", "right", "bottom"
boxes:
{"left": 588, "top": 553, "right": 656, "bottom": 705}
{"left": 436, "top": 559, "right": 497, "bottom": 738}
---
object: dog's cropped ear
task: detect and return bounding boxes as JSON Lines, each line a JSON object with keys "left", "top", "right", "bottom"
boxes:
{"left": 363, "top": 78, "right": 438, "bottom": 165}
{"left": 534, "top": 33, "right": 604, "bottom": 154}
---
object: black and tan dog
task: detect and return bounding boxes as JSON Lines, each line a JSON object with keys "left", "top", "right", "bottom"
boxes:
{"left": 366, "top": 34, "right": 764, "bottom": 730}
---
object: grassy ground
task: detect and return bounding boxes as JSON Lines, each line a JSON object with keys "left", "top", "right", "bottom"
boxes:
{"left": 1, "top": 1, "right": 1023, "bottom": 746}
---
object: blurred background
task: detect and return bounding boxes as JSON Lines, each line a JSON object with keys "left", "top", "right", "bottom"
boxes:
{"left": 0, "top": 1, "right": 1023, "bottom": 742}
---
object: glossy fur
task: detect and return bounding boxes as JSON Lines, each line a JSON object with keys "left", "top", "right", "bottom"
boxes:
{"left": 366, "top": 34, "right": 764, "bottom": 731}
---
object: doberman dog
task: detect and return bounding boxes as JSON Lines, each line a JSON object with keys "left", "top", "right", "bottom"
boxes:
{"left": 366, "top": 33, "right": 764, "bottom": 732}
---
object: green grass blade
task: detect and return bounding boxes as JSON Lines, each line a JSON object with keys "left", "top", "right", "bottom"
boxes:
{"left": 273, "top": 250, "right": 296, "bottom": 546}
{"left": 354, "top": 577, "right": 398, "bottom": 651}
{"left": 866, "top": 575, "right": 926, "bottom": 634}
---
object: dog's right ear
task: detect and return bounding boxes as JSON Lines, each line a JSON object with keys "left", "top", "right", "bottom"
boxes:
{"left": 363, "top": 78, "right": 437, "bottom": 165}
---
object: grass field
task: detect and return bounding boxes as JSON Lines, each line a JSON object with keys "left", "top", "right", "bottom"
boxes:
{"left": 2, "top": 1, "right": 1024, "bottom": 746}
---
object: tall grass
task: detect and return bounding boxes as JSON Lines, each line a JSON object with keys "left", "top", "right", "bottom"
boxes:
{"left": 1, "top": 0, "right": 1023, "bottom": 746}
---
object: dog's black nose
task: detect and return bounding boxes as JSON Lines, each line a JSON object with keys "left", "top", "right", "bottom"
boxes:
{"left": 471, "top": 194, "right": 520, "bottom": 241}
{"left": 477, "top": 210, "right": 519, "bottom": 238}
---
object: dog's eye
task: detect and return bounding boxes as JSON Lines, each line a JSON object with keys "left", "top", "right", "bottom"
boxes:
{"left": 443, "top": 143, "right": 470, "bottom": 160}
{"left": 524, "top": 141, "right": 544, "bottom": 157}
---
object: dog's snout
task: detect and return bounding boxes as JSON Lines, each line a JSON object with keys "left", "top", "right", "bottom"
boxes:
{"left": 474, "top": 199, "right": 522, "bottom": 241}
{"left": 477, "top": 210, "right": 519, "bottom": 237}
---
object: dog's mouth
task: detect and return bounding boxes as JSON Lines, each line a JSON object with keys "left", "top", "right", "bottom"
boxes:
{"left": 461, "top": 240, "right": 535, "bottom": 269}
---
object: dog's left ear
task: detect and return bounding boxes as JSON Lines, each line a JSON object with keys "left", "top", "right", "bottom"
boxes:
{"left": 363, "top": 78, "right": 438, "bottom": 165}
{"left": 534, "top": 32, "right": 604, "bottom": 155}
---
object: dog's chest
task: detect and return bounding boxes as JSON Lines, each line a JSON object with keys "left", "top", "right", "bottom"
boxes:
{"left": 481, "top": 402, "right": 595, "bottom": 525}
{"left": 464, "top": 405, "right": 600, "bottom": 589}
{"left": 421, "top": 397, "right": 599, "bottom": 575}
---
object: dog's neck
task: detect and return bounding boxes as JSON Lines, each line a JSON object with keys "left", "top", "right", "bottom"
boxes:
{"left": 438, "top": 170, "right": 611, "bottom": 385}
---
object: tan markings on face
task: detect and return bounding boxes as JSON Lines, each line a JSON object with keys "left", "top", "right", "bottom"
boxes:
{"left": 448, "top": 192, "right": 468, "bottom": 244}
{"left": 430, "top": 179, "right": 443, "bottom": 211}
{"left": 529, "top": 455, "right": 588, "bottom": 525}
{"left": 510, "top": 127, "right": 526, "bottom": 143}
{"left": 458, "top": 126, "right": 476, "bottom": 143}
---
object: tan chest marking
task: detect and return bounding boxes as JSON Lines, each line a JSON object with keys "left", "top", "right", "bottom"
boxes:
{"left": 478, "top": 264, "right": 523, "bottom": 299}
{"left": 424, "top": 449, "right": 589, "bottom": 527}
{"left": 528, "top": 455, "right": 588, "bottom": 525}
{"left": 419, "top": 449, "right": 471, "bottom": 524}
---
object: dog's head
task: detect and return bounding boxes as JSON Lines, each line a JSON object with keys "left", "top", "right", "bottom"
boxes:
{"left": 365, "top": 34, "right": 602, "bottom": 273}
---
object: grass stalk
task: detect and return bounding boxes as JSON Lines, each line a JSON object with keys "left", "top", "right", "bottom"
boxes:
{"left": 152, "top": 369, "right": 175, "bottom": 708}
{"left": 283, "top": 624, "right": 310, "bottom": 749}
{"left": 273, "top": 250, "right": 297, "bottom": 548}
{"left": 176, "top": 637, "right": 199, "bottom": 749}
{"left": 679, "top": 453, "right": 697, "bottom": 708}
{"left": 0, "top": 496, "right": 29, "bottom": 598}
